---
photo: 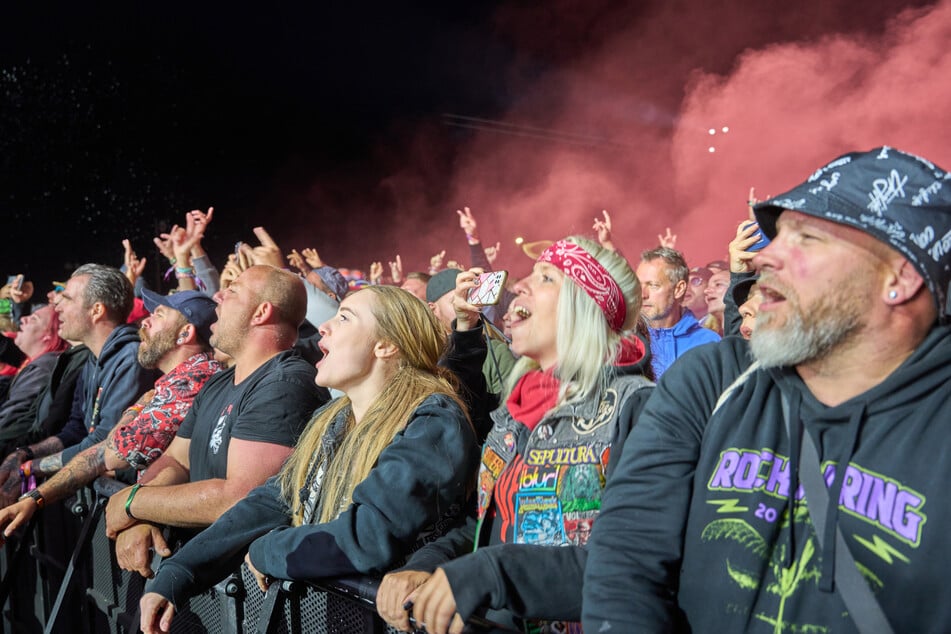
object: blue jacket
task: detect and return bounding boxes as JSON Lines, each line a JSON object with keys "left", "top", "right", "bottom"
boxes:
{"left": 648, "top": 311, "right": 720, "bottom": 379}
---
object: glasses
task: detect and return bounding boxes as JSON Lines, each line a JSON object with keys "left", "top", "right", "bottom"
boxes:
{"left": 689, "top": 276, "right": 707, "bottom": 286}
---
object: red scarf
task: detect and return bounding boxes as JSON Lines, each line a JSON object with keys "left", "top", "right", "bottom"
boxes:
{"left": 506, "top": 370, "right": 560, "bottom": 431}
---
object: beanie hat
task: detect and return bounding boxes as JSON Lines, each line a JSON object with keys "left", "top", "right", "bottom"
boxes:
{"left": 426, "top": 269, "right": 462, "bottom": 303}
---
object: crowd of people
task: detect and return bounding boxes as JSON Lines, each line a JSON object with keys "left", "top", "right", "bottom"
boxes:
{"left": 0, "top": 145, "right": 948, "bottom": 633}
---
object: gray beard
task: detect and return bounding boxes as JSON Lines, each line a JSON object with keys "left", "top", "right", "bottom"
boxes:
{"left": 750, "top": 300, "right": 862, "bottom": 369}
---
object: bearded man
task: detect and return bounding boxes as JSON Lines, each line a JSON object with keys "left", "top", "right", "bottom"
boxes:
{"left": 0, "top": 290, "right": 222, "bottom": 541}
{"left": 584, "top": 147, "right": 951, "bottom": 633}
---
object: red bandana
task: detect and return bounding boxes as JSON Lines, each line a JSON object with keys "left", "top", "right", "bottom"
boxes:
{"left": 537, "top": 240, "right": 626, "bottom": 331}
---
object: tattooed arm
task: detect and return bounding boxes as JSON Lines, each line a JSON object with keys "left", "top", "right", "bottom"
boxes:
{"left": 0, "top": 441, "right": 114, "bottom": 540}
{"left": 34, "top": 453, "right": 63, "bottom": 476}
{"left": 31, "top": 436, "right": 69, "bottom": 477}
{"left": 37, "top": 443, "right": 110, "bottom": 504}
{"left": 0, "top": 435, "right": 67, "bottom": 507}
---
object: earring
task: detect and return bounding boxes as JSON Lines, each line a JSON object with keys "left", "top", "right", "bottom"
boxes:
{"left": 888, "top": 290, "right": 899, "bottom": 299}
{"left": 176, "top": 336, "right": 186, "bottom": 344}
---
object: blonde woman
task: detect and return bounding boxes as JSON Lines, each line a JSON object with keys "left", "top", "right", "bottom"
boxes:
{"left": 140, "top": 285, "right": 478, "bottom": 634}
{"left": 378, "top": 236, "right": 655, "bottom": 633}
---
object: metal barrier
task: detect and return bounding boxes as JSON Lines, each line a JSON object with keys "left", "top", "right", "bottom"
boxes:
{"left": 0, "top": 477, "right": 405, "bottom": 634}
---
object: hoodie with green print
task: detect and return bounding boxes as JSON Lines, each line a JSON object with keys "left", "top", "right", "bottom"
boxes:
{"left": 584, "top": 326, "right": 951, "bottom": 633}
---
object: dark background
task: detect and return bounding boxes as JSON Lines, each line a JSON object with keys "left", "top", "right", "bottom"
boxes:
{"left": 2, "top": 1, "right": 940, "bottom": 292}
{"left": 1, "top": 3, "right": 519, "bottom": 288}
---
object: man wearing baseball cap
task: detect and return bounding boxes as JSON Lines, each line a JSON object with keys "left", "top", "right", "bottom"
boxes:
{"left": 584, "top": 147, "right": 951, "bottom": 633}
{"left": 0, "top": 290, "right": 223, "bottom": 540}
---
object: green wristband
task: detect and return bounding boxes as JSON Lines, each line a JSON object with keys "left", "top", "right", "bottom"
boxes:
{"left": 125, "top": 483, "right": 144, "bottom": 520}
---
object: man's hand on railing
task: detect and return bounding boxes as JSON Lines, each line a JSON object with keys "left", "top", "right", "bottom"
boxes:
{"left": 115, "top": 522, "right": 171, "bottom": 578}
{"left": 0, "top": 497, "right": 38, "bottom": 546}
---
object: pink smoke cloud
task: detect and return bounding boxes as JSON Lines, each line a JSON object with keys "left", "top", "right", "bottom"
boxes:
{"left": 671, "top": 0, "right": 951, "bottom": 263}
{"left": 287, "top": 0, "right": 949, "bottom": 280}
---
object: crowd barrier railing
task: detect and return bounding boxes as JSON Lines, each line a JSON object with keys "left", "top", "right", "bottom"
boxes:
{"left": 0, "top": 477, "right": 408, "bottom": 634}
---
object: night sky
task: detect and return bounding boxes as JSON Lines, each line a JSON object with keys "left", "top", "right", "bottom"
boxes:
{"left": 3, "top": 1, "right": 947, "bottom": 292}
{"left": 2, "top": 3, "right": 517, "bottom": 288}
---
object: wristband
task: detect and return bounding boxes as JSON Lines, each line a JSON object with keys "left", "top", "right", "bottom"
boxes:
{"left": 175, "top": 266, "right": 194, "bottom": 274}
{"left": 125, "top": 483, "right": 144, "bottom": 520}
{"left": 19, "top": 489, "right": 45, "bottom": 509}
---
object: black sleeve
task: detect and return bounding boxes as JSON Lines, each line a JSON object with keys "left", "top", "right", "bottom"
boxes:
{"left": 0, "top": 335, "right": 26, "bottom": 368}
{"left": 398, "top": 515, "right": 479, "bottom": 573}
{"left": 605, "top": 384, "right": 654, "bottom": 479}
{"left": 442, "top": 543, "right": 589, "bottom": 623}
{"left": 443, "top": 325, "right": 498, "bottom": 444}
{"left": 0, "top": 356, "right": 55, "bottom": 430}
{"left": 246, "top": 395, "right": 477, "bottom": 581}
{"left": 146, "top": 477, "right": 291, "bottom": 607}
{"left": 581, "top": 342, "right": 748, "bottom": 632}
{"left": 468, "top": 242, "right": 490, "bottom": 271}
{"left": 54, "top": 374, "right": 88, "bottom": 448}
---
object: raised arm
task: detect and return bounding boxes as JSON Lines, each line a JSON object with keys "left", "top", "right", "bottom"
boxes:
{"left": 593, "top": 209, "right": 616, "bottom": 251}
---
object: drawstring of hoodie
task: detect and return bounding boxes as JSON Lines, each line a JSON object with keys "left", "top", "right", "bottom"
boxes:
{"left": 818, "top": 403, "right": 866, "bottom": 592}
{"left": 784, "top": 391, "right": 803, "bottom": 570}
{"left": 785, "top": 391, "right": 867, "bottom": 592}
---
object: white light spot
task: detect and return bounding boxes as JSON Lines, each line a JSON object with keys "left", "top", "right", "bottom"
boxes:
{"left": 708, "top": 128, "right": 716, "bottom": 135}
{"left": 708, "top": 147, "right": 716, "bottom": 153}
{"left": 722, "top": 126, "right": 729, "bottom": 133}
{"left": 515, "top": 236, "right": 524, "bottom": 245}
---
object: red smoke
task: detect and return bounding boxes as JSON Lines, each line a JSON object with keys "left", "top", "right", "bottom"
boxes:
{"left": 671, "top": 0, "right": 951, "bottom": 263}
{"left": 291, "top": 0, "right": 950, "bottom": 279}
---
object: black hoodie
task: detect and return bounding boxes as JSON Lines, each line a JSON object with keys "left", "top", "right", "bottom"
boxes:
{"left": 584, "top": 326, "right": 951, "bottom": 633}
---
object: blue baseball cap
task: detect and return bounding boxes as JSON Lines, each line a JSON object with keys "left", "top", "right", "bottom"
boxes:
{"left": 140, "top": 289, "right": 218, "bottom": 344}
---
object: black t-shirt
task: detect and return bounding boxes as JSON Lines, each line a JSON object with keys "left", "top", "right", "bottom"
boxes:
{"left": 178, "top": 350, "right": 327, "bottom": 482}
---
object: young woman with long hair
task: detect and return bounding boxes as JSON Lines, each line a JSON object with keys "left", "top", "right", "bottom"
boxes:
{"left": 140, "top": 285, "right": 478, "bottom": 633}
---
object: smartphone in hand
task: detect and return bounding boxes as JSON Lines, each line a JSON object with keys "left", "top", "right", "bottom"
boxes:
{"left": 467, "top": 271, "right": 508, "bottom": 306}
